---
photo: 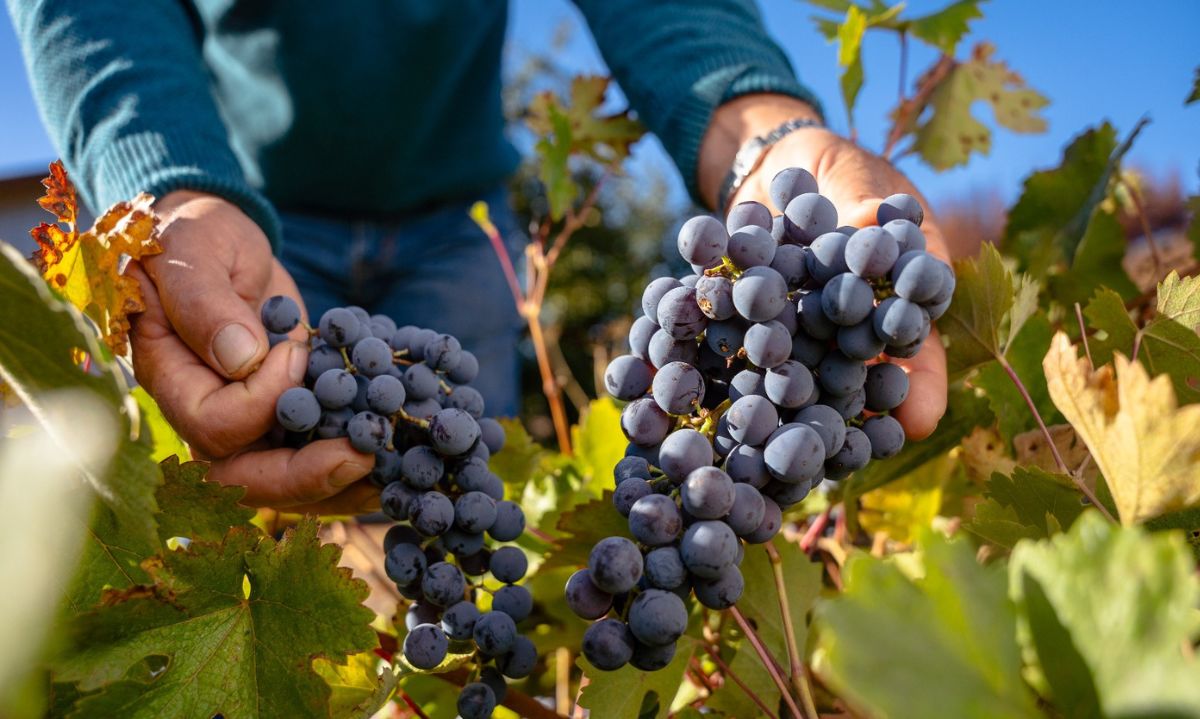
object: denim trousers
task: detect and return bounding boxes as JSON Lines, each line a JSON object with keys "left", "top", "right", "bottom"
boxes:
{"left": 277, "top": 187, "right": 525, "bottom": 416}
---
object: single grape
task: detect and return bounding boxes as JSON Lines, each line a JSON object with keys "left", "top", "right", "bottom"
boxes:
{"left": 798, "top": 289, "right": 837, "bottom": 341}
{"left": 824, "top": 386, "right": 866, "bottom": 420}
{"left": 615, "top": 456, "right": 652, "bottom": 484}
{"left": 826, "top": 426, "right": 871, "bottom": 479}
{"left": 442, "top": 528, "right": 485, "bottom": 555}
{"left": 873, "top": 296, "right": 928, "bottom": 346}
{"left": 582, "top": 618, "right": 635, "bottom": 671}
{"left": 316, "top": 406, "right": 353, "bottom": 440}
{"left": 406, "top": 327, "right": 438, "bottom": 361}
{"left": 403, "top": 623, "right": 448, "bottom": 670}
{"left": 651, "top": 361, "right": 705, "bottom": 415}
{"left": 492, "top": 584, "right": 533, "bottom": 622}
{"left": 441, "top": 600, "right": 481, "bottom": 640}
{"left": 763, "top": 423, "right": 825, "bottom": 483}
{"left": 770, "top": 243, "right": 809, "bottom": 290}
{"left": 475, "top": 419, "right": 504, "bottom": 457}
{"left": 727, "top": 225, "right": 777, "bottom": 268}
{"left": 405, "top": 601, "right": 440, "bottom": 631}
{"left": 726, "top": 394, "right": 779, "bottom": 446}
{"left": 348, "top": 411, "right": 392, "bottom": 453}
{"left": 306, "top": 344, "right": 343, "bottom": 383}
{"left": 588, "top": 536, "right": 644, "bottom": 594}
{"left": 446, "top": 385, "right": 485, "bottom": 419}
{"left": 628, "top": 494, "right": 683, "bottom": 546}
{"left": 565, "top": 569, "right": 614, "bottom": 620}
{"left": 883, "top": 218, "right": 926, "bottom": 254}
{"left": 473, "top": 610, "right": 518, "bottom": 656}
{"left": 770, "top": 168, "right": 819, "bottom": 215}
{"left": 363, "top": 374, "right": 405, "bottom": 415}
{"left": 647, "top": 328, "right": 699, "bottom": 369}
{"left": 927, "top": 260, "right": 956, "bottom": 306}
{"left": 658, "top": 286, "right": 708, "bottom": 340}
{"left": 423, "top": 333, "right": 461, "bottom": 372}
{"left": 604, "top": 355, "right": 653, "bottom": 401}
{"left": 732, "top": 266, "right": 789, "bottom": 322}
{"left": 864, "top": 362, "right": 910, "bottom": 412}
{"left": 821, "top": 272, "right": 875, "bottom": 326}
{"left": 837, "top": 320, "right": 886, "bottom": 361}
{"left": 677, "top": 215, "right": 729, "bottom": 266}
{"left": 489, "top": 501, "right": 526, "bottom": 542}
{"left": 261, "top": 295, "right": 301, "bottom": 334}
{"left": 695, "top": 275, "right": 736, "bottom": 321}
{"left": 743, "top": 320, "right": 791, "bottom": 369}
{"left": 724, "top": 443, "right": 770, "bottom": 488}
{"left": 318, "top": 307, "right": 361, "bottom": 347}
{"left": 350, "top": 337, "right": 393, "bottom": 377}
{"left": 893, "top": 253, "right": 948, "bottom": 304}
{"left": 693, "top": 565, "right": 745, "bottom": 609}
{"left": 729, "top": 369, "right": 766, "bottom": 402}
{"left": 381, "top": 481, "right": 417, "bottom": 521}
{"left": 725, "top": 482, "right": 767, "bottom": 536}
{"left": 628, "top": 589, "right": 688, "bottom": 647}
{"left": 497, "top": 635, "right": 538, "bottom": 679}
{"left": 421, "top": 561, "right": 466, "bottom": 606}
{"left": 726, "top": 200, "right": 773, "bottom": 233}
{"left": 276, "top": 387, "right": 321, "bottom": 432}
{"left": 367, "top": 447, "right": 401, "bottom": 486}
{"left": 489, "top": 546, "right": 528, "bottom": 584}
{"left": 644, "top": 546, "right": 687, "bottom": 590}
{"left": 643, "top": 277, "right": 684, "bottom": 322}
{"left": 845, "top": 226, "right": 900, "bottom": 278}
{"left": 791, "top": 328, "right": 829, "bottom": 369}
{"left": 761, "top": 360, "right": 814, "bottom": 409}
{"left": 631, "top": 640, "right": 677, "bottom": 671}
{"left": 614, "top": 476, "right": 654, "bottom": 516}
{"left": 384, "top": 542, "right": 426, "bottom": 587}
{"left": 680, "top": 521, "right": 739, "bottom": 579}
{"left": 457, "top": 682, "right": 496, "bottom": 719}
{"left": 681, "top": 466, "right": 736, "bottom": 519}
{"left": 629, "top": 315, "right": 659, "bottom": 359}
{"left": 368, "top": 314, "right": 397, "bottom": 341}
{"left": 766, "top": 478, "right": 813, "bottom": 508}
{"left": 402, "top": 362, "right": 439, "bottom": 401}
{"left": 409, "top": 491, "right": 455, "bottom": 536}
{"left": 793, "top": 404, "right": 847, "bottom": 458}
{"left": 877, "top": 193, "right": 924, "bottom": 226}
{"left": 705, "top": 318, "right": 746, "bottom": 357}
{"left": 817, "top": 351, "right": 867, "bottom": 397}
{"left": 784, "top": 192, "right": 838, "bottom": 244}
{"left": 429, "top": 407, "right": 481, "bottom": 456}
{"left": 384, "top": 525, "right": 422, "bottom": 555}
{"left": 401, "top": 445, "right": 443, "bottom": 489}
{"left": 806, "top": 231, "right": 850, "bottom": 284}
{"left": 742, "top": 497, "right": 783, "bottom": 544}
{"left": 455, "top": 491, "right": 498, "bottom": 533}
{"left": 658, "top": 428, "right": 713, "bottom": 482}
{"left": 863, "top": 415, "right": 905, "bottom": 459}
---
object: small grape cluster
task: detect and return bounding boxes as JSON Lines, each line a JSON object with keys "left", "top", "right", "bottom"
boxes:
{"left": 261, "top": 298, "right": 529, "bottom": 719}
{"left": 565, "top": 167, "right": 954, "bottom": 672}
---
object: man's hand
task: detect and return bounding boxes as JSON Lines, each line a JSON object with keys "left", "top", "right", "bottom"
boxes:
{"left": 130, "top": 191, "right": 377, "bottom": 512}
{"left": 699, "top": 95, "right": 951, "bottom": 440}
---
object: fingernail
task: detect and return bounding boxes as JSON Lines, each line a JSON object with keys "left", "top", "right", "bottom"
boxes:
{"left": 330, "top": 460, "right": 370, "bottom": 488}
{"left": 213, "top": 323, "right": 260, "bottom": 375}
{"left": 287, "top": 342, "right": 307, "bottom": 384}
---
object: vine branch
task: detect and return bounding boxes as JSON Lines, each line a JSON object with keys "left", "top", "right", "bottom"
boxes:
{"left": 729, "top": 606, "right": 806, "bottom": 719}
{"left": 702, "top": 643, "right": 780, "bottom": 719}
{"left": 765, "top": 543, "right": 819, "bottom": 719}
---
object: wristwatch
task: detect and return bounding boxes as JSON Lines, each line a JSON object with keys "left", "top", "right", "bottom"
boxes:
{"left": 717, "top": 117, "right": 824, "bottom": 214}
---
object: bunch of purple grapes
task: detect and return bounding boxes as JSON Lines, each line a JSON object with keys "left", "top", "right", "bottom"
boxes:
{"left": 565, "top": 167, "right": 955, "bottom": 672}
{"left": 261, "top": 298, "right": 528, "bottom": 719}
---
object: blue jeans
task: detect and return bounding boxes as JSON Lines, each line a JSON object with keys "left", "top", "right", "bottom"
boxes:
{"left": 277, "top": 187, "right": 525, "bottom": 416}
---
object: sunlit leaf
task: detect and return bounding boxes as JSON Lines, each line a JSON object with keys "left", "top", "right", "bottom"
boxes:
{"left": 938, "top": 243, "right": 1036, "bottom": 376}
{"left": 154, "top": 457, "right": 255, "bottom": 545}
{"left": 578, "top": 640, "right": 693, "bottom": 719}
{"left": 836, "top": 6, "right": 868, "bottom": 129}
{"left": 570, "top": 398, "right": 628, "bottom": 487}
{"left": 907, "top": 0, "right": 984, "bottom": 54}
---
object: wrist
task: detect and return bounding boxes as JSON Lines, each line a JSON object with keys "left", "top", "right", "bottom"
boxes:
{"left": 697, "top": 94, "right": 823, "bottom": 210}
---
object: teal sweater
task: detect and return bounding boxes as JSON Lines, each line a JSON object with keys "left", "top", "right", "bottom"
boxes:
{"left": 8, "top": 1, "right": 819, "bottom": 246}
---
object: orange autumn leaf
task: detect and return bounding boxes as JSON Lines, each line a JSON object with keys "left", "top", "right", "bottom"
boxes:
{"left": 29, "top": 160, "right": 162, "bottom": 355}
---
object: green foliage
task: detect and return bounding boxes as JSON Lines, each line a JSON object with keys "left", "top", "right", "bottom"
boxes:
{"left": 1187, "top": 65, "right": 1200, "bottom": 105}
{"left": 577, "top": 641, "right": 694, "bottom": 719}
{"left": 965, "top": 468, "right": 1085, "bottom": 548}
{"left": 817, "top": 531, "right": 1038, "bottom": 718}
{"left": 971, "top": 312, "right": 1058, "bottom": 442}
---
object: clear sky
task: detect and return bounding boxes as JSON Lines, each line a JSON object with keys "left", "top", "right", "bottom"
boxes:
{"left": 2, "top": 0, "right": 1197, "bottom": 211}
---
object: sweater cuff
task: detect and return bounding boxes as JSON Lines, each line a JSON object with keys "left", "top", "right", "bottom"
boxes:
{"left": 667, "top": 65, "right": 824, "bottom": 208}
{"left": 93, "top": 131, "right": 283, "bottom": 249}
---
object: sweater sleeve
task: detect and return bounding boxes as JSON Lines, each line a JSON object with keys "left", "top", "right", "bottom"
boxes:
{"left": 572, "top": 0, "right": 823, "bottom": 204}
{"left": 6, "top": 0, "right": 281, "bottom": 246}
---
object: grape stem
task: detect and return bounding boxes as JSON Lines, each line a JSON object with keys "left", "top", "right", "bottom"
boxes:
{"left": 765, "top": 543, "right": 819, "bottom": 719}
{"left": 995, "top": 353, "right": 1114, "bottom": 522}
{"left": 435, "top": 668, "right": 569, "bottom": 719}
{"left": 701, "top": 643, "right": 780, "bottom": 719}
{"left": 729, "top": 606, "right": 806, "bottom": 719}
{"left": 395, "top": 689, "right": 431, "bottom": 719}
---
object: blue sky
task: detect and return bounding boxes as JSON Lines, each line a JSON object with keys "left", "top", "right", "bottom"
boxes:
{"left": 2, "top": 0, "right": 1197, "bottom": 211}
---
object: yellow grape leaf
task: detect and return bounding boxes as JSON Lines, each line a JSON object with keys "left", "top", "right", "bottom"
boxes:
{"left": 1043, "top": 332, "right": 1200, "bottom": 525}
{"left": 29, "top": 161, "right": 162, "bottom": 355}
{"left": 858, "top": 455, "right": 951, "bottom": 544}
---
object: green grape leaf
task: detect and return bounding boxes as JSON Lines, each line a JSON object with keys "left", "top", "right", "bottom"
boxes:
{"left": 540, "top": 492, "right": 631, "bottom": 571}
{"left": 971, "top": 312, "right": 1057, "bottom": 441}
{"left": 1186, "top": 65, "right": 1200, "bottom": 105}
{"left": 1086, "top": 273, "right": 1200, "bottom": 404}
{"left": 154, "top": 457, "right": 255, "bottom": 545}
{"left": 489, "top": 417, "right": 549, "bottom": 500}
{"left": 313, "top": 654, "right": 398, "bottom": 719}
{"left": 736, "top": 537, "right": 823, "bottom": 665}
{"left": 965, "top": 467, "right": 1084, "bottom": 549}
{"left": 704, "top": 642, "right": 779, "bottom": 718}
{"left": 56, "top": 519, "right": 377, "bottom": 719}
{"left": 577, "top": 639, "right": 694, "bottom": 719}
{"left": 1010, "top": 512, "right": 1200, "bottom": 715}
{"left": 816, "top": 531, "right": 1037, "bottom": 718}
{"left": 534, "top": 108, "right": 576, "bottom": 222}
{"left": 843, "top": 383, "right": 992, "bottom": 502}
{"left": 836, "top": 6, "right": 867, "bottom": 129}
{"left": 1048, "top": 207, "right": 1137, "bottom": 307}
{"left": 1188, "top": 196, "right": 1200, "bottom": 263}
{"left": 937, "top": 243, "right": 1037, "bottom": 376}
{"left": 570, "top": 398, "right": 628, "bottom": 487}
{"left": 907, "top": 0, "right": 985, "bottom": 54}
{"left": 911, "top": 43, "right": 1047, "bottom": 171}
{"left": 131, "top": 386, "right": 190, "bottom": 463}
{"left": 965, "top": 501, "right": 1045, "bottom": 550}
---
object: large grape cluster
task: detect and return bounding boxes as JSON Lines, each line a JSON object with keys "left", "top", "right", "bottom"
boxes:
{"left": 261, "top": 298, "right": 528, "bottom": 719}
{"left": 566, "top": 167, "right": 954, "bottom": 672}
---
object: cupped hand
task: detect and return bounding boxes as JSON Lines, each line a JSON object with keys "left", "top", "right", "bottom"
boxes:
{"left": 733, "top": 129, "right": 950, "bottom": 440}
{"left": 130, "top": 191, "right": 377, "bottom": 512}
